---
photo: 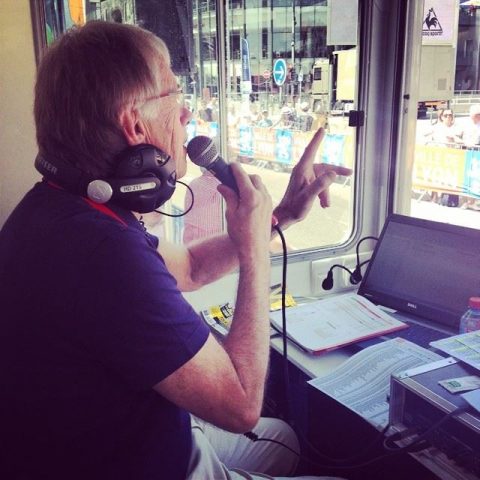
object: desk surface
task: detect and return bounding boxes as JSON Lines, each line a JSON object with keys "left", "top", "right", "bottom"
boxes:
{"left": 270, "top": 334, "right": 355, "bottom": 379}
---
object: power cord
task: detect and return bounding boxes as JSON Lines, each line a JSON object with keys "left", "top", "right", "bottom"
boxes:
{"left": 322, "top": 236, "right": 378, "bottom": 291}
{"left": 382, "top": 406, "right": 470, "bottom": 453}
{"left": 244, "top": 406, "right": 470, "bottom": 471}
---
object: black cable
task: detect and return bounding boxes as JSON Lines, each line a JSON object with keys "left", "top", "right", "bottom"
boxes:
{"left": 382, "top": 405, "right": 470, "bottom": 453}
{"left": 322, "top": 236, "right": 379, "bottom": 290}
{"left": 270, "top": 226, "right": 393, "bottom": 467}
{"left": 266, "top": 230, "right": 469, "bottom": 472}
{"left": 272, "top": 224, "right": 291, "bottom": 424}
{"left": 355, "top": 236, "right": 378, "bottom": 272}
{"left": 154, "top": 180, "right": 194, "bottom": 217}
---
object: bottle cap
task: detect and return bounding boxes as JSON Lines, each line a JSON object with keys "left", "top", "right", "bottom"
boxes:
{"left": 469, "top": 297, "right": 480, "bottom": 308}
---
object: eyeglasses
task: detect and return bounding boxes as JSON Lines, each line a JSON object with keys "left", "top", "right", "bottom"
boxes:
{"left": 137, "top": 88, "right": 185, "bottom": 108}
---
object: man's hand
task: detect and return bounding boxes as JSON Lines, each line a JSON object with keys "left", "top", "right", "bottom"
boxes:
{"left": 217, "top": 163, "right": 273, "bottom": 259}
{"left": 273, "top": 127, "right": 352, "bottom": 229}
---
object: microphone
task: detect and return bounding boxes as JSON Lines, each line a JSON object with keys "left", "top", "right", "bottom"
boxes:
{"left": 186, "top": 136, "right": 240, "bottom": 195}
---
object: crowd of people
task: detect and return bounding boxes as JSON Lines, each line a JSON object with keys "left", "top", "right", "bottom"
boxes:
{"left": 422, "top": 104, "right": 480, "bottom": 210}
{"left": 198, "top": 97, "right": 323, "bottom": 132}
{"left": 425, "top": 104, "right": 480, "bottom": 147}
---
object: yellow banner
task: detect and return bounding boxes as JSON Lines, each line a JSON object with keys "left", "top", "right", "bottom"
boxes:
{"left": 413, "top": 145, "right": 465, "bottom": 192}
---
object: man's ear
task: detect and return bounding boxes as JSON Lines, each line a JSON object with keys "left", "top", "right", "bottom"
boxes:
{"left": 119, "top": 109, "right": 148, "bottom": 146}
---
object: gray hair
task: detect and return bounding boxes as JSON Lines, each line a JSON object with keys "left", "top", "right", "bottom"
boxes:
{"left": 34, "top": 20, "right": 170, "bottom": 178}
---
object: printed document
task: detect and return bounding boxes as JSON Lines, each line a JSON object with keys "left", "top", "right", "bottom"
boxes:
{"left": 430, "top": 331, "right": 480, "bottom": 371}
{"left": 308, "top": 338, "right": 443, "bottom": 428}
{"left": 269, "top": 293, "right": 407, "bottom": 354}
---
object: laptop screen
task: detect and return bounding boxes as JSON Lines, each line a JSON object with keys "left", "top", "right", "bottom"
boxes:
{"left": 358, "top": 214, "right": 480, "bottom": 330}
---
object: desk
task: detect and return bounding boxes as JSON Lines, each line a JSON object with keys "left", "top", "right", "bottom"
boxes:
{"left": 267, "top": 336, "right": 473, "bottom": 480}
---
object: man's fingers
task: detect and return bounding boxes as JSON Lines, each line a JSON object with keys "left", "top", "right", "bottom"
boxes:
{"left": 297, "top": 128, "right": 325, "bottom": 167}
{"left": 229, "top": 162, "right": 252, "bottom": 190}
{"left": 314, "top": 164, "right": 353, "bottom": 177}
{"left": 217, "top": 184, "right": 238, "bottom": 207}
{"left": 306, "top": 171, "right": 336, "bottom": 208}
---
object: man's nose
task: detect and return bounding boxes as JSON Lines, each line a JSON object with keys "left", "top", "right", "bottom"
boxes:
{"left": 181, "top": 107, "right": 193, "bottom": 125}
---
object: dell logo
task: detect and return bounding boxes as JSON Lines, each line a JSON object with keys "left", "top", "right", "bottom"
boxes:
{"left": 407, "top": 302, "right": 417, "bottom": 309}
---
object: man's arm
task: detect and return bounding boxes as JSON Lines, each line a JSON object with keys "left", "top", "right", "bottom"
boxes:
{"left": 154, "top": 165, "right": 272, "bottom": 432}
{"left": 157, "top": 234, "right": 238, "bottom": 292}
{"left": 159, "top": 127, "right": 352, "bottom": 292}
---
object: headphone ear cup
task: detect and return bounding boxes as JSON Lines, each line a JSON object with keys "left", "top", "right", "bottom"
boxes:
{"left": 105, "top": 144, "right": 177, "bottom": 213}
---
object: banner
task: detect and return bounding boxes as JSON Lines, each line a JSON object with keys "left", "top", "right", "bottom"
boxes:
{"left": 275, "top": 129, "right": 293, "bottom": 164}
{"left": 239, "top": 125, "right": 254, "bottom": 157}
{"left": 321, "top": 134, "right": 347, "bottom": 166}
{"left": 464, "top": 150, "right": 480, "bottom": 198}
{"left": 413, "top": 145, "right": 465, "bottom": 191}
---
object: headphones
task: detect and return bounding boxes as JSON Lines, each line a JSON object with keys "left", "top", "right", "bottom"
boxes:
{"left": 34, "top": 144, "right": 177, "bottom": 213}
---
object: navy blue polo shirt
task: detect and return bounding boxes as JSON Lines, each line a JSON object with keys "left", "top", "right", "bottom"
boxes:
{"left": 0, "top": 181, "right": 209, "bottom": 480}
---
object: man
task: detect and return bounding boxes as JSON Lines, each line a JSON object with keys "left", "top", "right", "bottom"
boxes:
{"left": 296, "top": 102, "right": 314, "bottom": 132}
{"left": 461, "top": 104, "right": 480, "bottom": 147}
{"left": 0, "top": 21, "right": 351, "bottom": 480}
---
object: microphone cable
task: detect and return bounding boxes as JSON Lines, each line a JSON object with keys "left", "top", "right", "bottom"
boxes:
{"left": 264, "top": 228, "right": 454, "bottom": 471}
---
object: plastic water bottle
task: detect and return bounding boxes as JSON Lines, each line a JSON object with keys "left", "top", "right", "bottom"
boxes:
{"left": 459, "top": 297, "right": 480, "bottom": 334}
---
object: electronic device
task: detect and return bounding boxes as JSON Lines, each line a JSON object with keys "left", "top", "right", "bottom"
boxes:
{"left": 356, "top": 214, "right": 480, "bottom": 348}
{"left": 187, "top": 135, "right": 240, "bottom": 195}
{"left": 34, "top": 144, "right": 176, "bottom": 213}
{"left": 389, "top": 358, "right": 480, "bottom": 479}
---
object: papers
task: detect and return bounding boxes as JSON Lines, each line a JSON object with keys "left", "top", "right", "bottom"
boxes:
{"left": 430, "top": 330, "right": 480, "bottom": 371}
{"left": 308, "top": 338, "right": 443, "bottom": 428}
{"left": 200, "top": 302, "right": 234, "bottom": 337}
{"left": 200, "top": 284, "right": 296, "bottom": 337}
{"left": 269, "top": 293, "right": 408, "bottom": 354}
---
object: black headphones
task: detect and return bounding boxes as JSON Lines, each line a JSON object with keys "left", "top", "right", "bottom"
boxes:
{"left": 34, "top": 144, "right": 177, "bottom": 213}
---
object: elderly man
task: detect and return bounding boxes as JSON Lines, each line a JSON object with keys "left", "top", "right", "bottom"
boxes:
{"left": 0, "top": 21, "right": 350, "bottom": 480}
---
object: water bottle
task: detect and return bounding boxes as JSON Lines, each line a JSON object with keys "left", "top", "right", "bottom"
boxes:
{"left": 459, "top": 297, "right": 480, "bottom": 334}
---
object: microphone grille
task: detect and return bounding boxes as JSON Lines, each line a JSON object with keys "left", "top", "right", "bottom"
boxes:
{"left": 187, "top": 136, "right": 218, "bottom": 167}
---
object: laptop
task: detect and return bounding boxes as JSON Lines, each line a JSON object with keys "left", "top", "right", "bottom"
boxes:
{"left": 355, "top": 214, "right": 480, "bottom": 349}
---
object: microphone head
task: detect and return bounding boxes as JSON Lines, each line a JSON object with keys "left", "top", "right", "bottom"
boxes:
{"left": 187, "top": 136, "right": 218, "bottom": 168}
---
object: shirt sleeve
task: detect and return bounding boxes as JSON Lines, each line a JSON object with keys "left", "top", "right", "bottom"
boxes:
{"left": 72, "top": 228, "right": 210, "bottom": 390}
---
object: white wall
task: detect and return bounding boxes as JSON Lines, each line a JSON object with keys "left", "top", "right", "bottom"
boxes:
{"left": 0, "top": 0, "right": 39, "bottom": 227}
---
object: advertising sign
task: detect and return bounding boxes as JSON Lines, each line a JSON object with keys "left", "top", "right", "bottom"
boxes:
{"left": 422, "top": 0, "right": 457, "bottom": 45}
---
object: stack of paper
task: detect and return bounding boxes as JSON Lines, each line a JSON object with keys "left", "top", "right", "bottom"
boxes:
{"left": 269, "top": 293, "right": 408, "bottom": 354}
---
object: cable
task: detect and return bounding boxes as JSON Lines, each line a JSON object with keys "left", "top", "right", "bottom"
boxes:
{"left": 273, "top": 224, "right": 291, "bottom": 424}
{"left": 355, "top": 236, "right": 378, "bottom": 276}
{"left": 382, "top": 406, "right": 470, "bottom": 454}
{"left": 154, "top": 180, "right": 194, "bottom": 217}
{"left": 270, "top": 226, "right": 393, "bottom": 468}
{"left": 321, "top": 236, "right": 378, "bottom": 290}
{"left": 244, "top": 431, "right": 301, "bottom": 458}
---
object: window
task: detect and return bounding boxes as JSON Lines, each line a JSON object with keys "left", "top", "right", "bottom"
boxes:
{"left": 400, "top": 1, "right": 480, "bottom": 231}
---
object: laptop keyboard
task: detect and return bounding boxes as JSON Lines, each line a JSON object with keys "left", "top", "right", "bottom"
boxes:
{"left": 390, "top": 323, "right": 450, "bottom": 348}
{"left": 354, "top": 321, "right": 451, "bottom": 350}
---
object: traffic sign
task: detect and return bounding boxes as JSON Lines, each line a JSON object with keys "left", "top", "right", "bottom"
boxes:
{"left": 272, "top": 59, "right": 287, "bottom": 86}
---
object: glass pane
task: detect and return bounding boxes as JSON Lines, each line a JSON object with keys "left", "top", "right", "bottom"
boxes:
{"left": 223, "top": 0, "right": 357, "bottom": 252}
{"left": 411, "top": 1, "right": 480, "bottom": 230}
